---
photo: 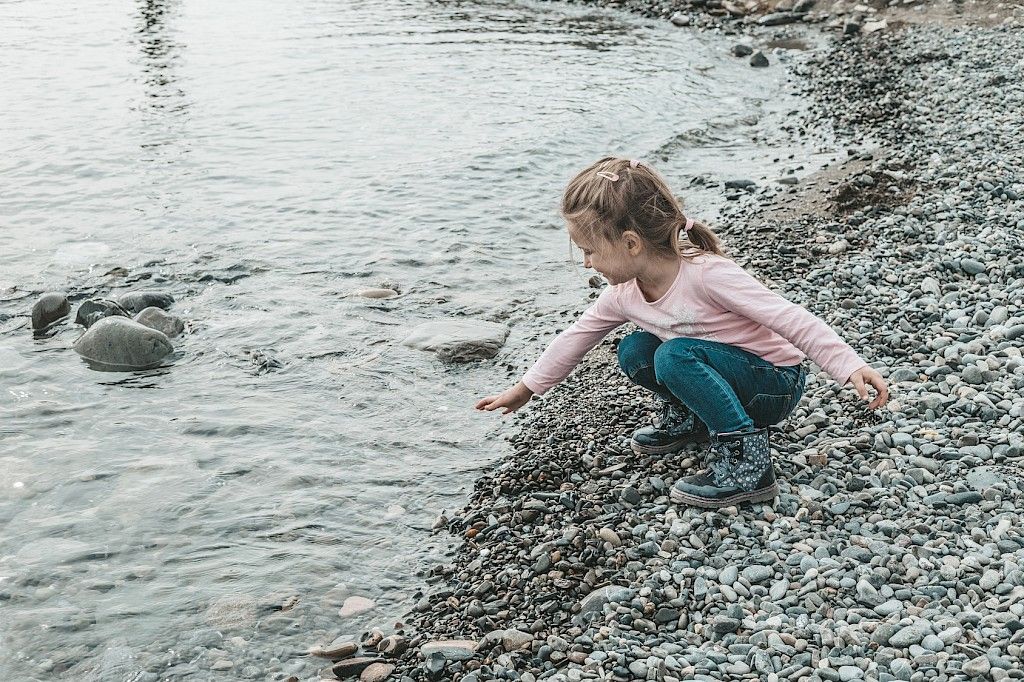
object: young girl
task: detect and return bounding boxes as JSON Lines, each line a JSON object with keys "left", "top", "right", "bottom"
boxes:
{"left": 476, "top": 157, "right": 888, "bottom": 508}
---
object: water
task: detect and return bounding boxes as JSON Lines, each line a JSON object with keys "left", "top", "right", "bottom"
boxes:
{"left": 0, "top": 0, "right": 827, "bottom": 678}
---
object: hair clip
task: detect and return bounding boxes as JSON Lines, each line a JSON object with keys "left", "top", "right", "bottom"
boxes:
{"left": 596, "top": 171, "right": 619, "bottom": 181}
{"left": 629, "top": 159, "right": 642, "bottom": 169}
{"left": 683, "top": 217, "right": 695, "bottom": 232}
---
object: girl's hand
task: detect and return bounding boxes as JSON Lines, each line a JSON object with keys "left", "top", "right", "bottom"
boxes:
{"left": 849, "top": 366, "right": 889, "bottom": 409}
{"left": 475, "top": 381, "right": 534, "bottom": 415}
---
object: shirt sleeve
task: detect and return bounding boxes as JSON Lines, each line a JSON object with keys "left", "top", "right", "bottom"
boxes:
{"left": 521, "top": 285, "right": 628, "bottom": 395}
{"left": 701, "top": 259, "right": 867, "bottom": 385}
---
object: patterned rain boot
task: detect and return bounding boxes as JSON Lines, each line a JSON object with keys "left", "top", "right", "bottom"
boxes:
{"left": 630, "top": 398, "right": 710, "bottom": 455}
{"left": 669, "top": 427, "right": 778, "bottom": 508}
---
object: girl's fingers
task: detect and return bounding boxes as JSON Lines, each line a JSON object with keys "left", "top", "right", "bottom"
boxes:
{"left": 476, "top": 398, "right": 497, "bottom": 411}
{"left": 850, "top": 373, "right": 869, "bottom": 400}
{"left": 870, "top": 377, "right": 889, "bottom": 408}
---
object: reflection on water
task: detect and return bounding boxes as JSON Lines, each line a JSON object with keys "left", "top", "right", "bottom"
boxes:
{"left": 0, "top": 0, "right": 828, "bottom": 679}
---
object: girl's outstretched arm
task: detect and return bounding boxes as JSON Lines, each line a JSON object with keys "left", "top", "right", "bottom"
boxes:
{"left": 701, "top": 259, "right": 889, "bottom": 408}
{"left": 475, "top": 285, "right": 627, "bottom": 415}
{"left": 475, "top": 381, "right": 534, "bottom": 415}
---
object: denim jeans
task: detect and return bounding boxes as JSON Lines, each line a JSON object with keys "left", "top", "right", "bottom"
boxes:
{"left": 616, "top": 331, "right": 806, "bottom": 435}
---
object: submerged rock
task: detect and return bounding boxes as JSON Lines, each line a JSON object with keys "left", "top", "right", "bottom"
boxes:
{"left": 31, "top": 292, "right": 70, "bottom": 330}
{"left": 118, "top": 291, "right": 175, "bottom": 314}
{"left": 402, "top": 319, "right": 509, "bottom": 362}
{"left": 72, "top": 316, "right": 173, "bottom": 370}
{"left": 134, "top": 306, "right": 184, "bottom": 338}
{"left": 338, "top": 596, "right": 375, "bottom": 618}
{"left": 354, "top": 288, "right": 399, "bottom": 299}
{"left": 75, "top": 298, "right": 130, "bottom": 329}
{"left": 309, "top": 636, "right": 358, "bottom": 659}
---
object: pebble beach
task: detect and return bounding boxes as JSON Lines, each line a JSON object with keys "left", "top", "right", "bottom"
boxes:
{"left": 310, "top": 2, "right": 1024, "bottom": 681}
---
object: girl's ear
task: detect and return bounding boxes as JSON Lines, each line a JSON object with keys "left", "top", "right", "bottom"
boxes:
{"left": 623, "top": 230, "right": 643, "bottom": 255}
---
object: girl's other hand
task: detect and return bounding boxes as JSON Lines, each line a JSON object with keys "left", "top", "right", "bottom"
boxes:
{"left": 475, "top": 381, "right": 534, "bottom": 415}
{"left": 849, "top": 366, "right": 889, "bottom": 409}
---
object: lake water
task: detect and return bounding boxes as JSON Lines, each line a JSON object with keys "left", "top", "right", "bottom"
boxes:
{"left": 0, "top": 0, "right": 827, "bottom": 678}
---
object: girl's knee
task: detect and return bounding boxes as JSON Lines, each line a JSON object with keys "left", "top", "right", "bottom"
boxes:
{"left": 617, "top": 331, "right": 660, "bottom": 370}
{"left": 652, "top": 337, "right": 702, "bottom": 371}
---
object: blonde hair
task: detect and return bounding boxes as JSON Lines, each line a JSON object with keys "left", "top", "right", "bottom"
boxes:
{"left": 562, "top": 156, "right": 723, "bottom": 259}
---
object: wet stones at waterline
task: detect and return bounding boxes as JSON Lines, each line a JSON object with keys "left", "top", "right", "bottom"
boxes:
{"left": 72, "top": 316, "right": 174, "bottom": 371}
{"left": 31, "top": 292, "right": 70, "bottom": 331}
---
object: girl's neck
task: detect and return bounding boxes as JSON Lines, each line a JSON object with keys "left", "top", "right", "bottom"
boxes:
{"left": 635, "top": 255, "right": 683, "bottom": 303}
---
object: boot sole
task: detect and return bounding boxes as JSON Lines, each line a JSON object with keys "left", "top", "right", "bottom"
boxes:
{"left": 630, "top": 436, "right": 710, "bottom": 456}
{"left": 670, "top": 482, "right": 779, "bottom": 508}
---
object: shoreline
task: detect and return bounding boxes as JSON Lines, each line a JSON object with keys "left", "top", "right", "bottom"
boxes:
{"left": 316, "top": 3, "right": 1024, "bottom": 682}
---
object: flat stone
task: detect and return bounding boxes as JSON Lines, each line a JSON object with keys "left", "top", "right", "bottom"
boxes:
{"left": 332, "top": 657, "right": 380, "bottom": 678}
{"left": 419, "top": 640, "right": 477, "bottom": 661}
{"left": 720, "top": 565, "right": 739, "bottom": 584}
{"left": 501, "top": 630, "right": 533, "bottom": 651}
{"left": 402, "top": 319, "right": 510, "bottom": 362}
{"left": 360, "top": 662, "right": 395, "bottom": 682}
{"left": 655, "top": 607, "right": 680, "bottom": 624}
{"left": 742, "top": 565, "right": 773, "bottom": 584}
{"left": 962, "top": 655, "right": 991, "bottom": 676}
{"left": 354, "top": 288, "right": 398, "bottom": 299}
{"left": 309, "top": 637, "right": 358, "bottom": 659}
{"left": 839, "top": 665, "right": 864, "bottom": 681}
{"left": 338, "top": 596, "right": 376, "bottom": 618}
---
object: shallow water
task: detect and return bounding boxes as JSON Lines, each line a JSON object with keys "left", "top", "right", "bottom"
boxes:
{"left": 0, "top": 0, "right": 828, "bottom": 678}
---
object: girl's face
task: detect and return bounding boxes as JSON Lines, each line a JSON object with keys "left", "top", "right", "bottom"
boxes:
{"left": 571, "top": 228, "right": 637, "bottom": 285}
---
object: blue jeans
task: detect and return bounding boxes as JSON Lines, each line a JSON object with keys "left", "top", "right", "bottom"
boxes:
{"left": 616, "top": 331, "right": 806, "bottom": 435}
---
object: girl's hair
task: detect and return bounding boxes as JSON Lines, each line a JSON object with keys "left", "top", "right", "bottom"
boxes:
{"left": 561, "top": 156, "right": 723, "bottom": 259}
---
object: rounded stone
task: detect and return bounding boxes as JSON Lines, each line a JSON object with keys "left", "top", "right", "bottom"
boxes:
{"left": 134, "top": 306, "right": 185, "bottom": 338}
{"left": 31, "top": 292, "right": 70, "bottom": 330}
{"left": 72, "top": 316, "right": 173, "bottom": 371}
{"left": 118, "top": 291, "right": 175, "bottom": 314}
{"left": 750, "top": 51, "right": 770, "bottom": 68}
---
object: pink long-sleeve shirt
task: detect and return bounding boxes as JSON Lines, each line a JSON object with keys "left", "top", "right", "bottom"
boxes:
{"left": 521, "top": 254, "right": 867, "bottom": 396}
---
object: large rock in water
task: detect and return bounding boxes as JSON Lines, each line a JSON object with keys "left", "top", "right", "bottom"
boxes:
{"left": 73, "top": 316, "right": 173, "bottom": 370}
{"left": 75, "top": 298, "right": 130, "bottom": 329}
{"left": 118, "top": 291, "right": 174, "bottom": 314}
{"left": 134, "top": 306, "right": 184, "bottom": 338}
{"left": 402, "top": 320, "right": 509, "bottom": 362}
{"left": 31, "top": 292, "right": 70, "bottom": 330}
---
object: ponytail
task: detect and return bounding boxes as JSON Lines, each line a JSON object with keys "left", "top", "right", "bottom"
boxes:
{"left": 677, "top": 218, "right": 724, "bottom": 258}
